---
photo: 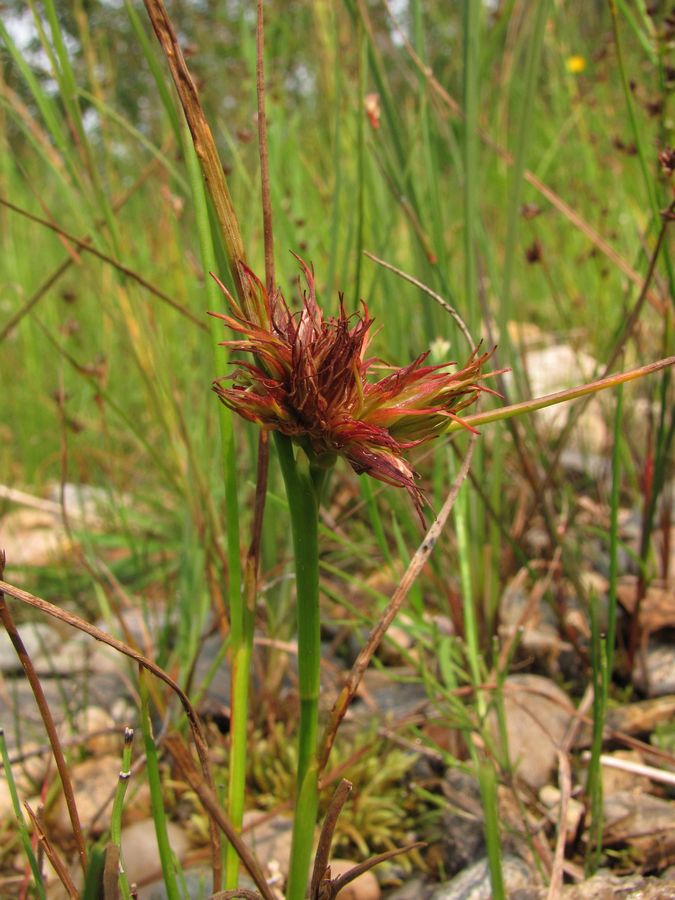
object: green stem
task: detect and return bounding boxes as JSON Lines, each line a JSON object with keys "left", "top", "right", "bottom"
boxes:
{"left": 274, "top": 435, "right": 324, "bottom": 900}
{"left": 183, "top": 123, "right": 242, "bottom": 889}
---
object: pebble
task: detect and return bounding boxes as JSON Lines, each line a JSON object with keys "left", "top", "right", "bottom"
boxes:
{"left": 64, "top": 705, "right": 121, "bottom": 756}
{"left": 633, "top": 637, "right": 675, "bottom": 697}
{"left": 0, "top": 621, "right": 63, "bottom": 673}
{"left": 491, "top": 674, "right": 573, "bottom": 790}
{"left": 603, "top": 789, "right": 675, "bottom": 870}
{"left": 120, "top": 817, "right": 191, "bottom": 889}
{"left": 508, "top": 344, "right": 608, "bottom": 458}
{"left": 242, "top": 810, "right": 294, "bottom": 879}
{"left": 599, "top": 750, "right": 651, "bottom": 798}
{"left": 428, "top": 855, "right": 536, "bottom": 899}
{"left": 539, "top": 784, "right": 584, "bottom": 842}
{"left": 0, "top": 508, "right": 72, "bottom": 568}
{"left": 558, "top": 871, "right": 675, "bottom": 898}
{"left": 432, "top": 769, "right": 484, "bottom": 877}
{"left": 386, "top": 876, "right": 435, "bottom": 899}
{"left": 329, "top": 858, "right": 381, "bottom": 899}
{"left": 50, "top": 753, "right": 150, "bottom": 836}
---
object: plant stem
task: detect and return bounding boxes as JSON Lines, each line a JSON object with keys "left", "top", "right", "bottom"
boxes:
{"left": 274, "top": 434, "right": 323, "bottom": 900}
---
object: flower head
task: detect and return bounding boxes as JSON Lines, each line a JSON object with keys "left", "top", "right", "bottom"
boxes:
{"left": 211, "top": 259, "right": 497, "bottom": 519}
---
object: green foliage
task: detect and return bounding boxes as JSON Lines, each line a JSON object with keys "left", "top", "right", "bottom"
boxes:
{"left": 0, "top": 0, "right": 673, "bottom": 892}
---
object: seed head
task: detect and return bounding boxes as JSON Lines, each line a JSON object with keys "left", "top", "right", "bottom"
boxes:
{"left": 211, "top": 259, "right": 498, "bottom": 518}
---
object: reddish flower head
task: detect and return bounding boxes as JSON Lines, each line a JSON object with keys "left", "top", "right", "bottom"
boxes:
{"left": 211, "top": 259, "right": 497, "bottom": 518}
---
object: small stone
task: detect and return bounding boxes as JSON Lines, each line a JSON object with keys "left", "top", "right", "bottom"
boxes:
{"left": 68, "top": 706, "right": 121, "bottom": 756}
{"left": 491, "top": 674, "right": 573, "bottom": 790}
{"left": 120, "top": 818, "right": 191, "bottom": 888}
{"left": 379, "top": 617, "right": 416, "bottom": 665}
{"left": 0, "top": 777, "right": 15, "bottom": 821}
{"left": 0, "top": 622, "right": 62, "bottom": 673}
{"left": 386, "top": 876, "right": 434, "bottom": 900}
{"left": 604, "top": 790, "right": 675, "bottom": 870}
{"left": 0, "top": 508, "right": 72, "bottom": 567}
{"left": 559, "top": 871, "right": 675, "bottom": 898}
{"left": 50, "top": 754, "right": 149, "bottom": 836}
{"left": 574, "top": 695, "right": 675, "bottom": 747}
{"left": 242, "top": 810, "right": 294, "bottom": 879}
{"left": 328, "top": 858, "right": 380, "bottom": 899}
{"left": 137, "top": 867, "right": 212, "bottom": 900}
{"left": 539, "top": 785, "right": 584, "bottom": 841}
{"left": 2, "top": 741, "right": 49, "bottom": 795}
{"left": 599, "top": 750, "right": 651, "bottom": 798}
{"left": 429, "top": 855, "right": 536, "bottom": 900}
{"left": 633, "top": 638, "right": 675, "bottom": 697}
{"left": 434, "top": 769, "right": 485, "bottom": 876}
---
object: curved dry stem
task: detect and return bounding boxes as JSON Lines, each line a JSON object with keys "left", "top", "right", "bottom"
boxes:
{"left": 0, "top": 577, "right": 233, "bottom": 877}
{"left": 310, "top": 779, "right": 353, "bottom": 899}
{"left": 142, "top": 0, "right": 252, "bottom": 310}
{"left": 0, "top": 561, "right": 87, "bottom": 877}
{"left": 0, "top": 197, "right": 208, "bottom": 332}
{"left": 364, "top": 250, "right": 475, "bottom": 352}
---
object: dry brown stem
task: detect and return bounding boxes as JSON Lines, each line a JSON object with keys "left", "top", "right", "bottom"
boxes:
{"left": 142, "top": 0, "right": 250, "bottom": 309}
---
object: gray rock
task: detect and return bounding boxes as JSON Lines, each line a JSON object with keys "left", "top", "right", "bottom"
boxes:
{"left": 491, "top": 674, "right": 573, "bottom": 790}
{"left": 137, "top": 868, "right": 212, "bottom": 900}
{"left": 386, "top": 877, "right": 434, "bottom": 900}
{"left": 603, "top": 789, "right": 675, "bottom": 870}
{"left": 559, "top": 871, "right": 675, "bottom": 898}
{"left": 429, "top": 855, "right": 535, "bottom": 900}
{"left": 633, "top": 637, "right": 675, "bottom": 697}
{"left": 0, "top": 621, "right": 62, "bottom": 673}
{"left": 435, "top": 770, "right": 485, "bottom": 877}
{"left": 242, "top": 810, "right": 294, "bottom": 878}
{"left": 120, "top": 818, "right": 191, "bottom": 889}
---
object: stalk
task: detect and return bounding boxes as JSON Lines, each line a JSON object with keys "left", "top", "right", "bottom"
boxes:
{"left": 274, "top": 435, "right": 325, "bottom": 900}
{"left": 183, "top": 122, "right": 241, "bottom": 890}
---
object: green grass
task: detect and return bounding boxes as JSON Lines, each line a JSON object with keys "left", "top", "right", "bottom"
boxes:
{"left": 0, "top": 0, "right": 673, "bottom": 895}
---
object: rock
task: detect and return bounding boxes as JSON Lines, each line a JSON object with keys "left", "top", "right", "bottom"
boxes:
{"left": 558, "top": 871, "right": 675, "bottom": 898}
{"left": 499, "top": 573, "right": 572, "bottom": 671}
{"left": 432, "top": 770, "right": 484, "bottom": 877}
{"left": 617, "top": 579, "right": 675, "bottom": 635}
{"left": 351, "top": 668, "right": 428, "bottom": 723}
{"left": 42, "top": 855, "right": 83, "bottom": 900}
{"left": 603, "top": 790, "right": 675, "bottom": 869}
{"left": 137, "top": 867, "right": 212, "bottom": 900}
{"left": 574, "top": 695, "right": 675, "bottom": 747}
{"left": 633, "top": 637, "right": 675, "bottom": 697}
{"left": 47, "top": 482, "right": 110, "bottom": 526}
{"left": 0, "top": 677, "right": 69, "bottom": 751}
{"left": 63, "top": 706, "right": 121, "bottom": 757}
{"left": 120, "top": 818, "right": 191, "bottom": 889}
{"left": 0, "top": 508, "right": 72, "bottom": 567}
{"left": 599, "top": 750, "right": 651, "bottom": 798}
{"left": 3, "top": 741, "right": 50, "bottom": 796}
{"left": 508, "top": 344, "right": 608, "bottom": 458}
{"left": 0, "top": 777, "right": 15, "bottom": 821}
{"left": 492, "top": 674, "right": 574, "bottom": 790}
{"left": 386, "top": 877, "right": 435, "bottom": 899}
{"left": 191, "top": 630, "right": 232, "bottom": 712}
{"left": 429, "top": 855, "right": 536, "bottom": 899}
{"left": 378, "top": 615, "right": 417, "bottom": 666}
{"left": 51, "top": 754, "right": 150, "bottom": 836}
{"left": 539, "top": 785, "right": 584, "bottom": 842}
{"left": 327, "top": 858, "right": 380, "bottom": 899}
{"left": 0, "top": 621, "right": 63, "bottom": 673}
{"left": 242, "top": 810, "right": 294, "bottom": 879}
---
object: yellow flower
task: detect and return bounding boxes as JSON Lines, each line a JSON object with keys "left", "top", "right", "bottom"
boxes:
{"left": 566, "top": 55, "right": 586, "bottom": 74}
